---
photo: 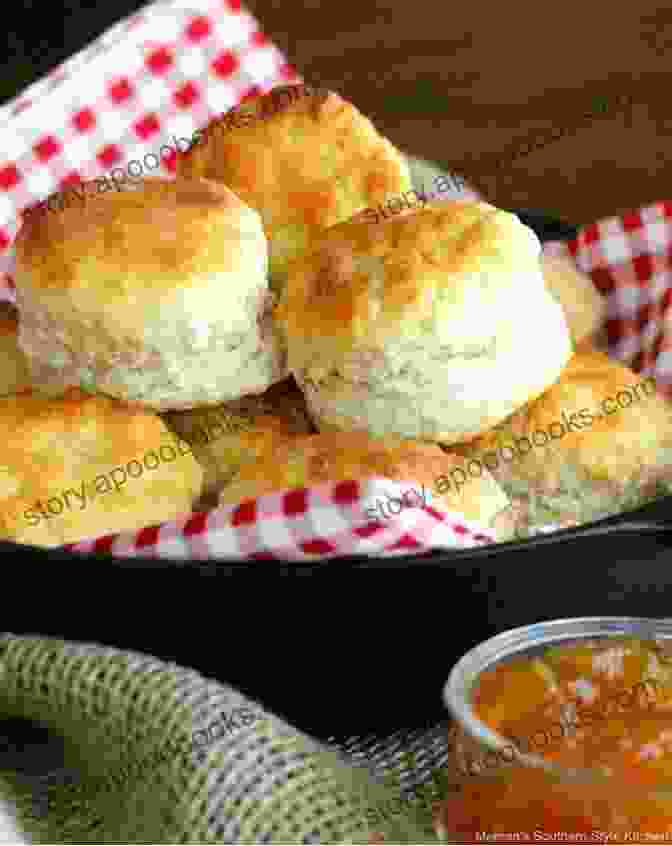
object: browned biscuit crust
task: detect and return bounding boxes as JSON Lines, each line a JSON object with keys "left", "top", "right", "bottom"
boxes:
{"left": 177, "top": 84, "right": 411, "bottom": 289}
{"left": 0, "top": 388, "right": 203, "bottom": 547}
{"left": 217, "top": 430, "right": 511, "bottom": 535}
{"left": 276, "top": 201, "right": 572, "bottom": 445}
{"left": 163, "top": 377, "right": 315, "bottom": 503}
{"left": 0, "top": 303, "right": 32, "bottom": 396}
{"left": 14, "top": 178, "right": 285, "bottom": 410}
{"left": 541, "top": 254, "right": 605, "bottom": 346}
{"left": 453, "top": 349, "right": 672, "bottom": 533}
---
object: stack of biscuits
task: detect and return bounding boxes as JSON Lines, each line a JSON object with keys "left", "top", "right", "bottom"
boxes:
{"left": 2, "top": 83, "right": 661, "bottom": 549}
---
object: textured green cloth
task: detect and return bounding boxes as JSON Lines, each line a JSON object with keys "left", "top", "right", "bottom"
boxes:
{"left": 0, "top": 634, "right": 448, "bottom": 844}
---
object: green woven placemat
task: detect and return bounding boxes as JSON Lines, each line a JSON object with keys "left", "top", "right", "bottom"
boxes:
{"left": 0, "top": 634, "right": 455, "bottom": 844}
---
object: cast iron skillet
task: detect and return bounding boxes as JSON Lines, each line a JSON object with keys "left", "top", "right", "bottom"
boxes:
{"left": 5, "top": 209, "right": 672, "bottom": 743}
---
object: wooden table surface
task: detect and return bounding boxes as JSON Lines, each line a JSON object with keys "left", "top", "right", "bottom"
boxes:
{"left": 245, "top": 0, "right": 672, "bottom": 227}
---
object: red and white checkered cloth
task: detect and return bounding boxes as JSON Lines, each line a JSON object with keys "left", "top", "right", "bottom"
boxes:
{"left": 1, "top": 0, "right": 671, "bottom": 559}
{"left": 0, "top": 0, "right": 298, "bottom": 273}
{"left": 66, "top": 479, "right": 497, "bottom": 559}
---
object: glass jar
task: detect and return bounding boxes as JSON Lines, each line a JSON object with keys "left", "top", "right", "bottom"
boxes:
{"left": 439, "top": 617, "right": 672, "bottom": 843}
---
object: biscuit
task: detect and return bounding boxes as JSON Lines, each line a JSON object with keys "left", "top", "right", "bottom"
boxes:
{"left": 541, "top": 254, "right": 605, "bottom": 347}
{"left": 218, "top": 430, "right": 513, "bottom": 539}
{"left": 453, "top": 349, "right": 672, "bottom": 534}
{"left": 163, "top": 377, "right": 314, "bottom": 503}
{"left": 177, "top": 84, "right": 411, "bottom": 292}
{"left": 0, "top": 302, "right": 32, "bottom": 396}
{"left": 0, "top": 388, "right": 203, "bottom": 547}
{"left": 14, "top": 178, "right": 286, "bottom": 411}
{"left": 276, "top": 200, "right": 573, "bottom": 445}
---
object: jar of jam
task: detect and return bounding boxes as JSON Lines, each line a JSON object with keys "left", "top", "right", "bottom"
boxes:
{"left": 439, "top": 617, "right": 672, "bottom": 843}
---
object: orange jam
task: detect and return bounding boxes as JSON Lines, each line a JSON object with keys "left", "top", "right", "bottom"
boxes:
{"left": 439, "top": 637, "right": 672, "bottom": 841}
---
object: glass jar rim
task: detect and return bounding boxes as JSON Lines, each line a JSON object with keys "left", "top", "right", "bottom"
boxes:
{"left": 442, "top": 616, "right": 672, "bottom": 783}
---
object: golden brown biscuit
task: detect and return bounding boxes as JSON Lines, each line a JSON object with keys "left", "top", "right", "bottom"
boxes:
{"left": 14, "top": 177, "right": 285, "bottom": 411}
{"left": 163, "top": 377, "right": 315, "bottom": 504}
{"left": 0, "top": 388, "right": 203, "bottom": 547}
{"left": 276, "top": 200, "right": 572, "bottom": 445}
{"left": 177, "top": 84, "right": 411, "bottom": 292}
{"left": 541, "top": 254, "right": 606, "bottom": 347}
{"left": 0, "top": 302, "right": 32, "bottom": 396}
{"left": 452, "top": 349, "right": 672, "bottom": 535}
{"left": 218, "top": 430, "right": 513, "bottom": 539}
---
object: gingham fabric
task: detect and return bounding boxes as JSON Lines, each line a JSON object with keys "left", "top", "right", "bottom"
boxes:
{"left": 64, "top": 478, "right": 496, "bottom": 559}
{"left": 0, "top": 0, "right": 299, "bottom": 275}
{"left": 0, "top": 0, "right": 670, "bottom": 560}
{"left": 0, "top": 634, "right": 437, "bottom": 843}
{"left": 543, "top": 203, "right": 672, "bottom": 392}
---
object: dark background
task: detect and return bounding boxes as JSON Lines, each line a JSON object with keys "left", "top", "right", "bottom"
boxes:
{"left": 1, "top": 0, "right": 147, "bottom": 107}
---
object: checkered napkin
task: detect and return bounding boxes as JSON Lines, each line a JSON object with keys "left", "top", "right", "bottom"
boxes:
{"left": 64, "top": 478, "right": 496, "bottom": 559}
{"left": 0, "top": 0, "right": 670, "bottom": 559}
{"left": 0, "top": 0, "right": 298, "bottom": 281}
{"left": 544, "top": 203, "right": 672, "bottom": 398}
